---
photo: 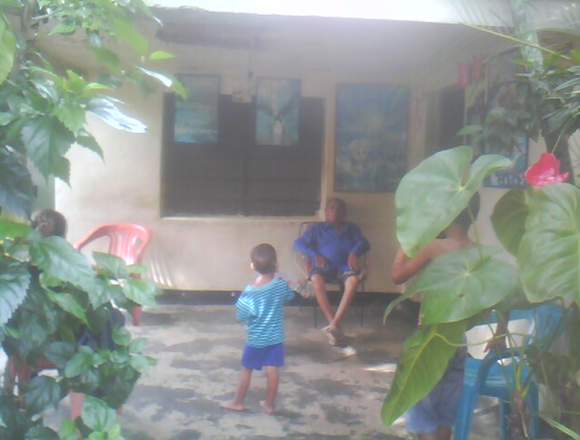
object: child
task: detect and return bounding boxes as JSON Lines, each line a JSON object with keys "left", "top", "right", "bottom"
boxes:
{"left": 31, "top": 209, "right": 68, "bottom": 238}
{"left": 223, "top": 243, "right": 295, "bottom": 415}
{"left": 391, "top": 194, "right": 479, "bottom": 440}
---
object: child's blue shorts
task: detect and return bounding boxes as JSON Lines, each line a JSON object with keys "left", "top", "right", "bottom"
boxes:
{"left": 242, "top": 343, "right": 285, "bottom": 370}
{"left": 406, "top": 368, "right": 464, "bottom": 434}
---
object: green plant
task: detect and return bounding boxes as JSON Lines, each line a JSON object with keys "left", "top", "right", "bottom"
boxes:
{"left": 382, "top": 52, "right": 580, "bottom": 440}
{"left": 0, "top": 0, "right": 180, "bottom": 437}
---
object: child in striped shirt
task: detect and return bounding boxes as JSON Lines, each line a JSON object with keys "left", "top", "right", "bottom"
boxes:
{"left": 222, "top": 243, "right": 295, "bottom": 415}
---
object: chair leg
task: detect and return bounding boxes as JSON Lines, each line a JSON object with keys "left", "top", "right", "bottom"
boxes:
{"left": 70, "top": 392, "right": 85, "bottom": 419}
{"left": 499, "top": 400, "right": 511, "bottom": 440}
{"left": 454, "top": 384, "right": 479, "bottom": 440}
{"left": 528, "top": 383, "right": 540, "bottom": 439}
{"left": 132, "top": 306, "right": 143, "bottom": 326}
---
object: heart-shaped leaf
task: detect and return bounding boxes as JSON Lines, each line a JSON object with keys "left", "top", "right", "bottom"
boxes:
{"left": 382, "top": 321, "right": 465, "bottom": 425}
{"left": 518, "top": 183, "right": 580, "bottom": 304}
{"left": 491, "top": 189, "right": 528, "bottom": 256}
{"left": 409, "top": 246, "right": 520, "bottom": 325}
{"left": 396, "top": 146, "right": 512, "bottom": 257}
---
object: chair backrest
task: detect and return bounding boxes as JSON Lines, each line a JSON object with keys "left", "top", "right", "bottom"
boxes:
{"left": 465, "top": 303, "right": 564, "bottom": 359}
{"left": 75, "top": 224, "right": 151, "bottom": 265}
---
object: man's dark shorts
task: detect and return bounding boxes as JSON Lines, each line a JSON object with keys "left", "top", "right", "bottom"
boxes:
{"left": 309, "top": 266, "right": 360, "bottom": 284}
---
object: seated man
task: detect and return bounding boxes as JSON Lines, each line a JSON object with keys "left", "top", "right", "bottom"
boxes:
{"left": 294, "top": 198, "right": 370, "bottom": 347}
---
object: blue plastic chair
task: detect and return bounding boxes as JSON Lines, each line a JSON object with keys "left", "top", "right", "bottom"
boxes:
{"left": 454, "top": 304, "right": 564, "bottom": 440}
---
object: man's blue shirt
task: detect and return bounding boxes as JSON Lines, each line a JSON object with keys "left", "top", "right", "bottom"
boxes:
{"left": 293, "top": 222, "right": 370, "bottom": 273}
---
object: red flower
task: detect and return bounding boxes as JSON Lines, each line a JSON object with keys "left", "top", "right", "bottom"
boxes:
{"left": 525, "top": 153, "right": 570, "bottom": 188}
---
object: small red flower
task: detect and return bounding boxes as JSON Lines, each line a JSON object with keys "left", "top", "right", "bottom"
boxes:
{"left": 525, "top": 153, "right": 570, "bottom": 188}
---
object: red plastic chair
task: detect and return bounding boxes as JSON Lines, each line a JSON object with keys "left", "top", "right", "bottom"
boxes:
{"left": 68, "top": 224, "right": 151, "bottom": 420}
{"left": 75, "top": 224, "right": 151, "bottom": 326}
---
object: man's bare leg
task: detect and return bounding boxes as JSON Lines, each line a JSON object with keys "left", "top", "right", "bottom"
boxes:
{"left": 311, "top": 274, "right": 334, "bottom": 324}
{"left": 330, "top": 275, "right": 359, "bottom": 329}
{"left": 222, "top": 368, "right": 252, "bottom": 411}
{"left": 436, "top": 427, "right": 452, "bottom": 440}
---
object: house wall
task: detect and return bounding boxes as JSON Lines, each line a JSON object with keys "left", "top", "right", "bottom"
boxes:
{"left": 55, "top": 16, "right": 510, "bottom": 293}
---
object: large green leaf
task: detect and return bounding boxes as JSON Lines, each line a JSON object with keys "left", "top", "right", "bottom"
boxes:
{"left": 87, "top": 97, "right": 146, "bottom": 133}
{"left": 0, "top": 147, "right": 35, "bottom": 218}
{"left": 76, "top": 133, "right": 104, "bottom": 159}
{"left": 81, "top": 396, "right": 117, "bottom": 432}
{"left": 0, "top": 259, "right": 30, "bottom": 326}
{"left": 64, "top": 347, "right": 94, "bottom": 378}
{"left": 24, "top": 426, "right": 59, "bottom": 440}
{"left": 113, "top": 17, "right": 148, "bottom": 56}
{"left": 44, "top": 341, "right": 76, "bottom": 369}
{"left": 518, "top": 183, "right": 580, "bottom": 303}
{"left": 30, "top": 236, "right": 96, "bottom": 292}
{"left": 382, "top": 321, "right": 465, "bottom": 425}
{"left": 122, "top": 279, "right": 157, "bottom": 306}
{"left": 25, "top": 376, "right": 64, "bottom": 414}
{"left": 396, "top": 146, "right": 512, "bottom": 257}
{"left": 54, "top": 98, "right": 85, "bottom": 135}
{"left": 58, "top": 421, "right": 79, "bottom": 440}
{"left": 21, "top": 118, "right": 75, "bottom": 181}
{"left": 93, "top": 252, "right": 128, "bottom": 278}
{"left": 0, "top": 216, "right": 31, "bottom": 239}
{"left": 409, "top": 246, "right": 519, "bottom": 325}
{"left": 47, "top": 291, "right": 88, "bottom": 325}
{"left": 0, "top": 14, "right": 16, "bottom": 85}
{"left": 491, "top": 189, "right": 529, "bottom": 256}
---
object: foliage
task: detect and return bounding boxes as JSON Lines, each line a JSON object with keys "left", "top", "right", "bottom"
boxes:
{"left": 0, "top": 0, "right": 175, "bottom": 436}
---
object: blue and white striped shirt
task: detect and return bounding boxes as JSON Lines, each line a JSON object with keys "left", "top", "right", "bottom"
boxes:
{"left": 236, "top": 278, "right": 295, "bottom": 348}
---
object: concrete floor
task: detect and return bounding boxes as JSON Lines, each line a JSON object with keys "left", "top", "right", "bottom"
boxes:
{"left": 1, "top": 301, "right": 499, "bottom": 439}
{"left": 119, "top": 303, "right": 499, "bottom": 440}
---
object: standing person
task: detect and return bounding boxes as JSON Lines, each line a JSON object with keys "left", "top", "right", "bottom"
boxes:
{"left": 223, "top": 243, "right": 294, "bottom": 415}
{"left": 294, "top": 198, "right": 370, "bottom": 347}
{"left": 390, "top": 194, "right": 479, "bottom": 440}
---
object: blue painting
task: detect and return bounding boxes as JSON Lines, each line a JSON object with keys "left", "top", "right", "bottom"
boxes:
{"left": 466, "top": 50, "right": 529, "bottom": 188}
{"left": 256, "top": 78, "right": 300, "bottom": 146}
{"left": 335, "top": 84, "right": 410, "bottom": 192}
{"left": 173, "top": 75, "right": 219, "bottom": 144}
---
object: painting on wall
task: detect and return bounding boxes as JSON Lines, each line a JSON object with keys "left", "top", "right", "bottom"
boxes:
{"left": 465, "top": 50, "right": 529, "bottom": 188}
{"left": 335, "top": 84, "right": 410, "bottom": 192}
{"left": 173, "top": 75, "right": 220, "bottom": 144}
{"left": 256, "top": 78, "right": 300, "bottom": 146}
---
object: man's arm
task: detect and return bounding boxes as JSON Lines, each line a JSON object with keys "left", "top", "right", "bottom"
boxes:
{"left": 391, "top": 240, "right": 451, "bottom": 285}
{"left": 293, "top": 225, "right": 319, "bottom": 260}
{"left": 349, "top": 224, "right": 370, "bottom": 256}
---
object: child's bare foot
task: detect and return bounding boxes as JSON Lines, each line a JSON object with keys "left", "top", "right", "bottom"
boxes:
{"left": 222, "top": 401, "right": 247, "bottom": 412}
{"left": 260, "top": 400, "right": 275, "bottom": 415}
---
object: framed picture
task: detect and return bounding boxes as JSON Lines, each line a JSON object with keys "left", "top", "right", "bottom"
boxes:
{"left": 335, "top": 84, "right": 410, "bottom": 192}
{"left": 465, "top": 50, "right": 529, "bottom": 188}
{"left": 256, "top": 78, "right": 300, "bottom": 146}
{"left": 173, "top": 75, "right": 220, "bottom": 144}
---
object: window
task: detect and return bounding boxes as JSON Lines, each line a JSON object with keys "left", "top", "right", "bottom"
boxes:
{"left": 161, "top": 79, "right": 324, "bottom": 217}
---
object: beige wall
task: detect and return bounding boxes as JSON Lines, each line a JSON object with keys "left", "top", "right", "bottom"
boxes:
{"left": 55, "top": 16, "right": 508, "bottom": 292}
